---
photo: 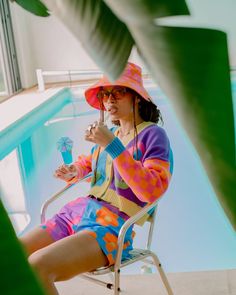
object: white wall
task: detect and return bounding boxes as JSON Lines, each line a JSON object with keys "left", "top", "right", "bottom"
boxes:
{"left": 10, "top": 4, "right": 36, "bottom": 88}
{"left": 10, "top": 0, "right": 236, "bottom": 89}
{"left": 10, "top": 2, "right": 98, "bottom": 88}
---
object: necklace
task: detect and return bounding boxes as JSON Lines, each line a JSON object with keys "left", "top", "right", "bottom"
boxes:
{"left": 118, "top": 129, "right": 132, "bottom": 137}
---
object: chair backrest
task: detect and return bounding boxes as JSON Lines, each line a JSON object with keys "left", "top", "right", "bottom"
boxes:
{"left": 145, "top": 204, "right": 158, "bottom": 250}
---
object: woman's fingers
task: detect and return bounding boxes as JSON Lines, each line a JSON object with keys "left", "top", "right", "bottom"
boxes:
{"left": 53, "top": 164, "right": 77, "bottom": 181}
{"left": 54, "top": 164, "right": 71, "bottom": 178}
{"left": 68, "top": 164, "right": 76, "bottom": 172}
{"left": 84, "top": 134, "right": 95, "bottom": 143}
{"left": 85, "top": 121, "right": 99, "bottom": 135}
{"left": 54, "top": 171, "right": 64, "bottom": 179}
{"left": 85, "top": 120, "right": 105, "bottom": 136}
{"left": 55, "top": 164, "right": 68, "bottom": 173}
{"left": 54, "top": 171, "right": 76, "bottom": 181}
{"left": 92, "top": 121, "right": 98, "bottom": 128}
{"left": 84, "top": 120, "right": 114, "bottom": 147}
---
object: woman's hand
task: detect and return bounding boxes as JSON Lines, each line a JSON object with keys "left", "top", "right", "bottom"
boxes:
{"left": 84, "top": 121, "right": 115, "bottom": 147}
{"left": 54, "top": 164, "right": 78, "bottom": 181}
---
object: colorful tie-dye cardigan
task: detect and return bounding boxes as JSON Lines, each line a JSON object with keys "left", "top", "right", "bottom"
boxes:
{"left": 74, "top": 121, "right": 173, "bottom": 225}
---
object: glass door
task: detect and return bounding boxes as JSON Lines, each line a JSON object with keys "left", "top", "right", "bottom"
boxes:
{"left": 0, "top": 0, "right": 21, "bottom": 102}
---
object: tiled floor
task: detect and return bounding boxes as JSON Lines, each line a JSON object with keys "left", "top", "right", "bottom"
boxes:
{"left": 56, "top": 269, "right": 236, "bottom": 295}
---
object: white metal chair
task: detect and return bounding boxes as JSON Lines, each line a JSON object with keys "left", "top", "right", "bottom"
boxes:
{"left": 41, "top": 174, "right": 174, "bottom": 295}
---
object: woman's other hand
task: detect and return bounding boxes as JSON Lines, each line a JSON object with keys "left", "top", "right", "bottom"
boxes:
{"left": 54, "top": 164, "right": 78, "bottom": 181}
{"left": 84, "top": 121, "right": 115, "bottom": 147}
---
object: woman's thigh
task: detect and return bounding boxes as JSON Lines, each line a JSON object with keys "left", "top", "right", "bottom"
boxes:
{"left": 29, "top": 231, "right": 108, "bottom": 281}
{"left": 20, "top": 226, "right": 55, "bottom": 256}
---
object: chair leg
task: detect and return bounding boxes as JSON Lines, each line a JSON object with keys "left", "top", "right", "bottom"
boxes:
{"left": 113, "top": 268, "right": 121, "bottom": 295}
{"left": 150, "top": 253, "right": 174, "bottom": 295}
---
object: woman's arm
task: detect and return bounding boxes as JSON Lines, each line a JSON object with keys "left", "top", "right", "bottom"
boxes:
{"left": 113, "top": 150, "right": 171, "bottom": 203}
{"left": 105, "top": 129, "right": 172, "bottom": 203}
{"left": 73, "top": 154, "right": 92, "bottom": 179}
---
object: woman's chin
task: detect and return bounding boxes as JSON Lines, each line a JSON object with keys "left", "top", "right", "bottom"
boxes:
{"left": 109, "top": 113, "right": 119, "bottom": 120}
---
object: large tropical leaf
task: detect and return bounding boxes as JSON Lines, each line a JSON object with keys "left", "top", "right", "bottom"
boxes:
{"left": 38, "top": 0, "right": 189, "bottom": 80}
{"left": 11, "top": 0, "right": 49, "bottom": 16}
{"left": 0, "top": 200, "right": 45, "bottom": 294}
{"left": 106, "top": 1, "right": 236, "bottom": 229}
{"left": 132, "top": 25, "right": 236, "bottom": 227}
{"left": 104, "top": 0, "right": 189, "bottom": 21}
{"left": 41, "top": 0, "right": 134, "bottom": 80}
{"left": 3, "top": 2, "right": 235, "bottom": 294}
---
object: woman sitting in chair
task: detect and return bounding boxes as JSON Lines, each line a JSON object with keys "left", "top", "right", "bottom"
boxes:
{"left": 20, "top": 62, "right": 173, "bottom": 295}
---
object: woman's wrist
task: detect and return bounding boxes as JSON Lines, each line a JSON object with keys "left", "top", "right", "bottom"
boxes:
{"left": 104, "top": 137, "right": 125, "bottom": 159}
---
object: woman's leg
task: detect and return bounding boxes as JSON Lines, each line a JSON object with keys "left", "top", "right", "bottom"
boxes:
{"left": 28, "top": 231, "right": 108, "bottom": 295}
{"left": 20, "top": 227, "right": 55, "bottom": 257}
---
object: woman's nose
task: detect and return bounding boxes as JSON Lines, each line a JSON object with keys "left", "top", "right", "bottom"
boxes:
{"left": 107, "top": 93, "right": 115, "bottom": 103}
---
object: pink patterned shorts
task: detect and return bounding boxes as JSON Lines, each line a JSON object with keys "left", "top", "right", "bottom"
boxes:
{"left": 40, "top": 196, "right": 134, "bottom": 265}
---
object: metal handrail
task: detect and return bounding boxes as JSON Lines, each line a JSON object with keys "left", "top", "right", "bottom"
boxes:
{"left": 40, "top": 173, "right": 92, "bottom": 223}
{"left": 36, "top": 68, "right": 154, "bottom": 92}
{"left": 36, "top": 69, "right": 103, "bottom": 92}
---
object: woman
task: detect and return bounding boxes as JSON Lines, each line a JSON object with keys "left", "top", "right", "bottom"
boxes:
{"left": 20, "top": 62, "right": 173, "bottom": 295}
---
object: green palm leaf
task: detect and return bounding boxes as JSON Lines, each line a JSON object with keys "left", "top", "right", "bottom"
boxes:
{"left": 3, "top": 0, "right": 235, "bottom": 293}
{"left": 104, "top": 0, "right": 189, "bottom": 21}
{"left": 12, "top": 0, "right": 49, "bottom": 16}
{"left": 42, "top": 0, "right": 134, "bottom": 80}
{"left": 106, "top": 0, "right": 236, "bottom": 229}
{"left": 0, "top": 201, "right": 45, "bottom": 294}
{"left": 129, "top": 24, "right": 236, "bottom": 227}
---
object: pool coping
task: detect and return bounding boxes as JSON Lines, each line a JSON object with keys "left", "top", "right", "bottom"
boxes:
{"left": 0, "top": 87, "right": 72, "bottom": 160}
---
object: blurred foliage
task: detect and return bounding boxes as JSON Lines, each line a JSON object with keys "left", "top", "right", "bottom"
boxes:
{"left": 2, "top": 0, "right": 235, "bottom": 293}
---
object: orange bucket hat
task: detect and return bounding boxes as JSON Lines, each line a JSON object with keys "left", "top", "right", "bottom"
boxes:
{"left": 84, "top": 62, "right": 152, "bottom": 110}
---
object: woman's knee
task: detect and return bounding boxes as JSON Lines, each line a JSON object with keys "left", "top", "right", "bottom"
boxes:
{"left": 28, "top": 250, "right": 54, "bottom": 282}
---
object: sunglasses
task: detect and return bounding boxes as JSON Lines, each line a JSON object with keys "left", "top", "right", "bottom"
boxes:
{"left": 97, "top": 87, "right": 127, "bottom": 102}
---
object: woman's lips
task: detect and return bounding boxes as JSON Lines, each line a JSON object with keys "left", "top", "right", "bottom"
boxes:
{"left": 107, "top": 106, "right": 118, "bottom": 115}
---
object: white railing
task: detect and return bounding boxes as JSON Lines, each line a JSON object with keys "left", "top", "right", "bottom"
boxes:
{"left": 36, "top": 69, "right": 103, "bottom": 91}
{"left": 35, "top": 66, "right": 236, "bottom": 92}
{"left": 35, "top": 68, "right": 156, "bottom": 92}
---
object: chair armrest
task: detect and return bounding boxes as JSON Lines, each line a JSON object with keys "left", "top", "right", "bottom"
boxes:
{"left": 114, "top": 198, "right": 160, "bottom": 270}
{"left": 40, "top": 173, "right": 92, "bottom": 223}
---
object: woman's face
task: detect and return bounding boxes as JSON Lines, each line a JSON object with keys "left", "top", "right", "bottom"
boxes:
{"left": 97, "top": 86, "right": 134, "bottom": 121}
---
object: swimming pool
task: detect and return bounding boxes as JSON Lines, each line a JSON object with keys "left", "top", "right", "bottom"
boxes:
{"left": 0, "top": 80, "right": 236, "bottom": 273}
